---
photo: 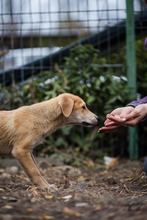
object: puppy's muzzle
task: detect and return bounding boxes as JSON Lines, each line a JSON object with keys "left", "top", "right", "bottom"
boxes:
{"left": 82, "top": 115, "right": 99, "bottom": 127}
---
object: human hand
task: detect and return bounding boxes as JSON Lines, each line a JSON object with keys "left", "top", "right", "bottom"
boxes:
{"left": 119, "top": 103, "right": 147, "bottom": 125}
{"left": 98, "top": 106, "right": 134, "bottom": 133}
{"left": 98, "top": 104, "right": 147, "bottom": 133}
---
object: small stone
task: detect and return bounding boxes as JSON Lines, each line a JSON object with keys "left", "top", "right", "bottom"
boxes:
{"left": 1, "top": 173, "right": 11, "bottom": 178}
{"left": 75, "top": 202, "right": 88, "bottom": 207}
{"left": 6, "top": 166, "right": 19, "bottom": 174}
{"left": 0, "top": 188, "right": 5, "bottom": 192}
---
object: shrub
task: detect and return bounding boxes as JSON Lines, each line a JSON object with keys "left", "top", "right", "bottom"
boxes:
{"left": 0, "top": 44, "right": 132, "bottom": 158}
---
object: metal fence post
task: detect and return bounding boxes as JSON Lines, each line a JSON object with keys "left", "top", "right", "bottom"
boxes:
{"left": 126, "top": 0, "right": 138, "bottom": 159}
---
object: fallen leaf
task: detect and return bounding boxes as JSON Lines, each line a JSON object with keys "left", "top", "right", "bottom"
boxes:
{"left": 62, "top": 194, "right": 72, "bottom": 202}
{"left": 43, "top": 215, "right": 54, "bottom": 220}
{"left": 27, "top": 187, "right": 40, "bottom": 197}
{"left": 63, "top": 207, "right": 83, "bottom": 217}
{"left": 44, "top": 195, "right": 54, "bottom": 199}
{"left": 26, "top": 208, "right": 33, "bottom": 212}
{"left": 84, "top": 159, "right": 95, "bottom": 168}
{"left": 2, "top": 205, "right": 13, "bottom": 209}
{"left": 104, "top": 156, "right": 118, "bottom": 170}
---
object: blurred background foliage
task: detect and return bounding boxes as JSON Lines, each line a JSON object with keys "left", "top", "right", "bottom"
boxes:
{"left": 0, "top": 41, "right": 147, "bottom": 161}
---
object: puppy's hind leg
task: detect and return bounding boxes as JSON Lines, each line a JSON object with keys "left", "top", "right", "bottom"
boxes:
{"left": 12, "top": 146, "right": 57, "bottom": 191}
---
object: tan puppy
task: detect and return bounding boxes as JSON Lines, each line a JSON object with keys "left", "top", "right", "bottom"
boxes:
{"left": 0, "top": 93, "right": 98, "bottom": 190}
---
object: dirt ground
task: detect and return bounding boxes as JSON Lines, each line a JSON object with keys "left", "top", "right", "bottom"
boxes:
{"left": 0, "top": 156, "right": 147, "bottom": 220}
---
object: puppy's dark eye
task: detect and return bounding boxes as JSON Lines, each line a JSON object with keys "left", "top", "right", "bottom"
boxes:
{"left": 82, "top": 105, "right": 86, "bottom": 110}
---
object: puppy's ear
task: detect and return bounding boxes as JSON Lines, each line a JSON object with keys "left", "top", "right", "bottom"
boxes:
{"left": 58, "top": 96, "right": 74, "bottom": 117}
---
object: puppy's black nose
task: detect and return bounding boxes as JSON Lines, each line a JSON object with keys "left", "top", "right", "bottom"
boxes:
{"left": 96, "top": 116, "right": 99, "bottom": 122}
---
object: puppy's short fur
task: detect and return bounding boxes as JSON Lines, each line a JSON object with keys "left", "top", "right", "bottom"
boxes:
{"left": 0, "top": 93, "right": 98, "bottom": 190}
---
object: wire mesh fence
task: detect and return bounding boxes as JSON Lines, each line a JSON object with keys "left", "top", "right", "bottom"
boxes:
{"left": 0, "top": 0, "right": 146, "bottom": 83}
{"left": 0, "top": 1, "right": 137, "bottom": 78}
{"left": 0, "top": 0, "right": 147, "bottom": 158}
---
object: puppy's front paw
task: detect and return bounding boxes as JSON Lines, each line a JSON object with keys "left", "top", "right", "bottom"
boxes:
{"left": 35, "top": 178, "right": 58, "bottom": 192}
{"left": 39, "top": 181, "right": 58, "bottom": 192}
{"left": 46, "top": 184, "right": 58, "bottom": 192}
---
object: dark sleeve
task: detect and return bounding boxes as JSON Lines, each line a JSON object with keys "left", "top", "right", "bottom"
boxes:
{"left": 127, "top": 96, "right": 147, "bottom": 107}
